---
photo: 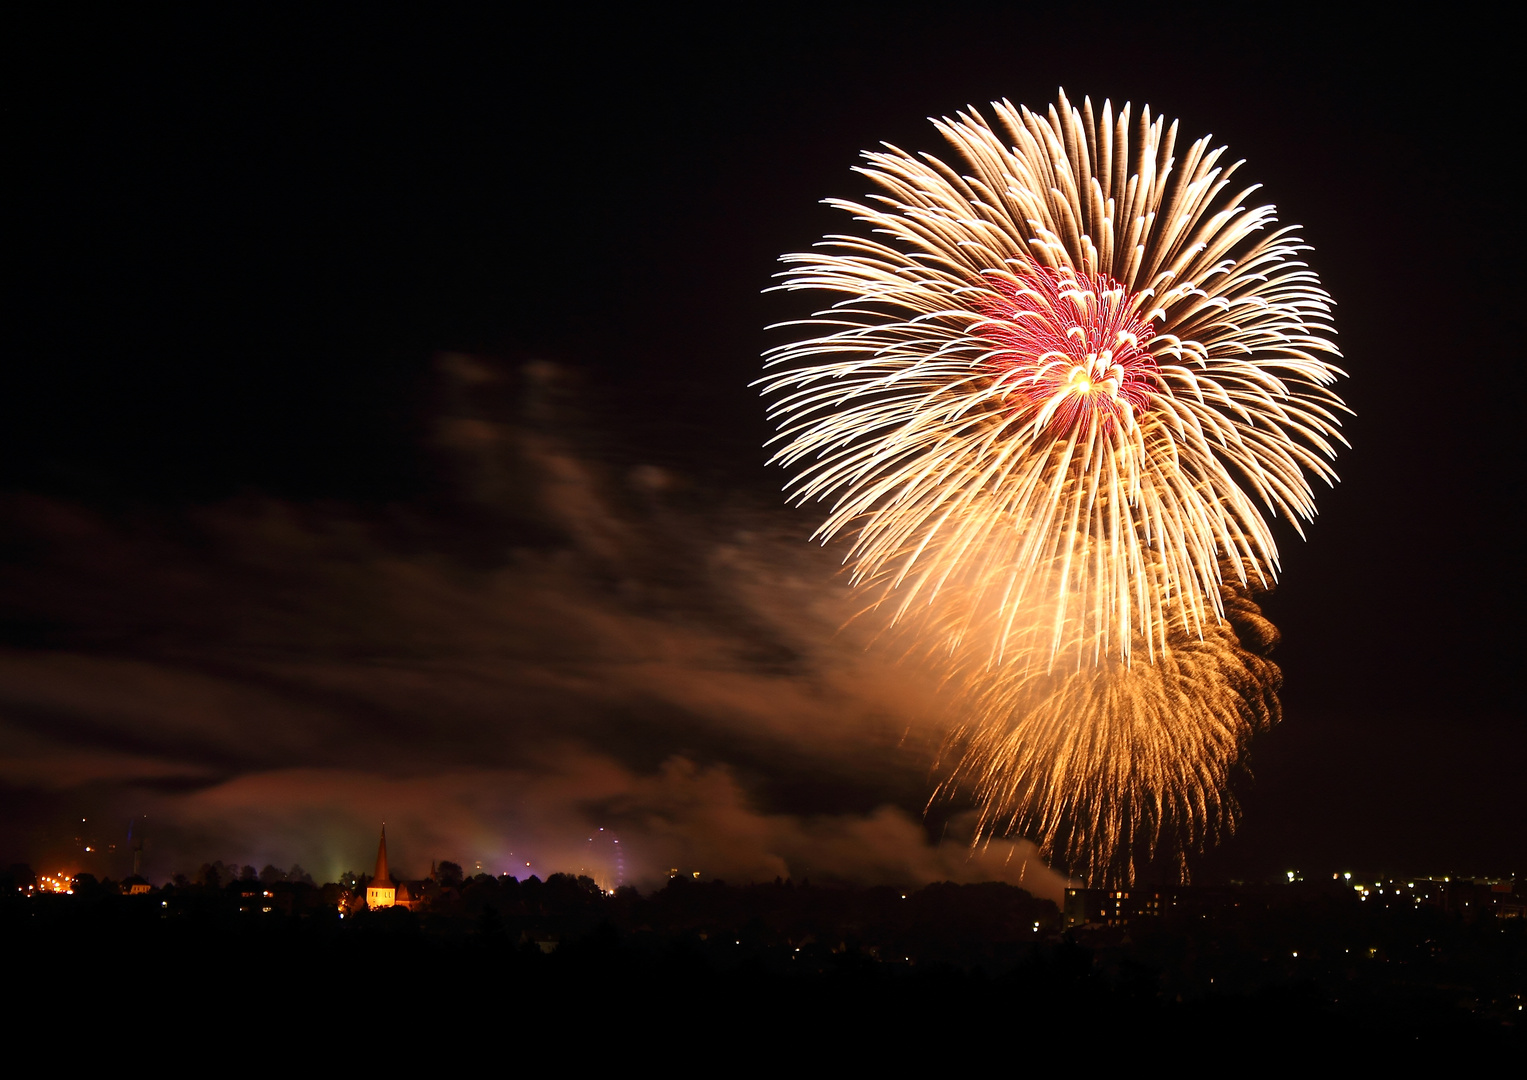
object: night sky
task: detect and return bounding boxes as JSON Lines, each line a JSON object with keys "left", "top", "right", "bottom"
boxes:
{"left": 4, "top": 7, "right": 1520, "bottom": 890}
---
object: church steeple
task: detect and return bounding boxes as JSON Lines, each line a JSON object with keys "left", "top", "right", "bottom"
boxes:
{"left": 365, "top": 824, "right": 398, "bottom": 909}
{"left": 374, "top": 823, "right": 393, "bottom": 886}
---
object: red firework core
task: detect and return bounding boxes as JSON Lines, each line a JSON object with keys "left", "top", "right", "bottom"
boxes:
{"left": 973, "top": 265, "right": 1157, "bottom": 431}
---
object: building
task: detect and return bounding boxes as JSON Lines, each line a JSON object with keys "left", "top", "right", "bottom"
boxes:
{"left": 365, "top": 825, "right": 396, "bottom": 909}
{"left": 392, "top": 880, "right": 423, "bottom": 911}
{"left": 362, "top": 825, "right": 427, "bottom": 911}
{"left": 1064, "top": 886, "right": 1167, "bottom": 929}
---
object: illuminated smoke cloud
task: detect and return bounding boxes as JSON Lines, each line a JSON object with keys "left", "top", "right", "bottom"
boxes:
{"left": 0, "top": 356, "right": 1063, "bottom": 900}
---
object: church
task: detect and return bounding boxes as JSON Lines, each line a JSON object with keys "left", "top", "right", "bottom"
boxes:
{"left": 363, "top": 824, "right": 424, "bottom": 911}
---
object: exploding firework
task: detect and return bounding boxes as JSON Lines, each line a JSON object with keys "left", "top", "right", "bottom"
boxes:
{"left": 761, "top": 91, "right": 1345, "bottom": 667}
{"left": 761, "top": 91, "right": 1347, "bottom": 883}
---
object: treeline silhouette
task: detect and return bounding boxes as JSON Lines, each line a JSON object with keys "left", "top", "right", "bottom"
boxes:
{"left": 3, "top": 867, "right": 1521, "bottom": 1052}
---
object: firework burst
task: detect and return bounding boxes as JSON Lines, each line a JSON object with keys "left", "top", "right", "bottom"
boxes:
{"left": 762, "top": 90, "right": 1346, "bottom": 668}
{"left": 761, "top": 91, "right": 1348, "bottom": 883}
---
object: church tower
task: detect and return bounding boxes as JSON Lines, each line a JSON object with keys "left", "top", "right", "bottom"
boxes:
{"left": 365, "top": 824, "right": 396, "bottom": 909}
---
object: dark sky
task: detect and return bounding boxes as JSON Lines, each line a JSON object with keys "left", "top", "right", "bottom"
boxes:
{"left": 4, "top": 6, "right": 1520, "bottom": 888}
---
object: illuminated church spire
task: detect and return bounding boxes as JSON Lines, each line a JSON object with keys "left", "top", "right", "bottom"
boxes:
{"left": 366, "top": 824, "right": 396, "bottom": 909}
{"left": 374, "top": 824, "right": 392, "bottom": 886}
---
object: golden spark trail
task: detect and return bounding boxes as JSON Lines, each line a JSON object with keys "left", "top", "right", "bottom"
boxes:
{"left": 933, "top": 575, "right": 1284, "bottom": 883}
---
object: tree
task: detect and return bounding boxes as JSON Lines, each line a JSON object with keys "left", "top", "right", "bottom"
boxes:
{"left": 259, "top": 864, "right": 284, "bottom": 885}
{"left": 477, "top": 904, "right": 507, "bottom": 943}
{"left": 71, "top": 872, "right": 101, "bottom": 896}
{"left": 437, "top": 861, "right": 464, "bottom": 888}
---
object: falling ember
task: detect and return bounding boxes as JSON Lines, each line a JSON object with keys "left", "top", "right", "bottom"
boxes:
{"left": 760, "top": 90, "right": 1347, "bottom": 885}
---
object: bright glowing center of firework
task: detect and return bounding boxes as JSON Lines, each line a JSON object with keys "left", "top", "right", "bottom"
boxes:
{"left": 975, "top": 266, "right": 1157, "bottom": 430}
